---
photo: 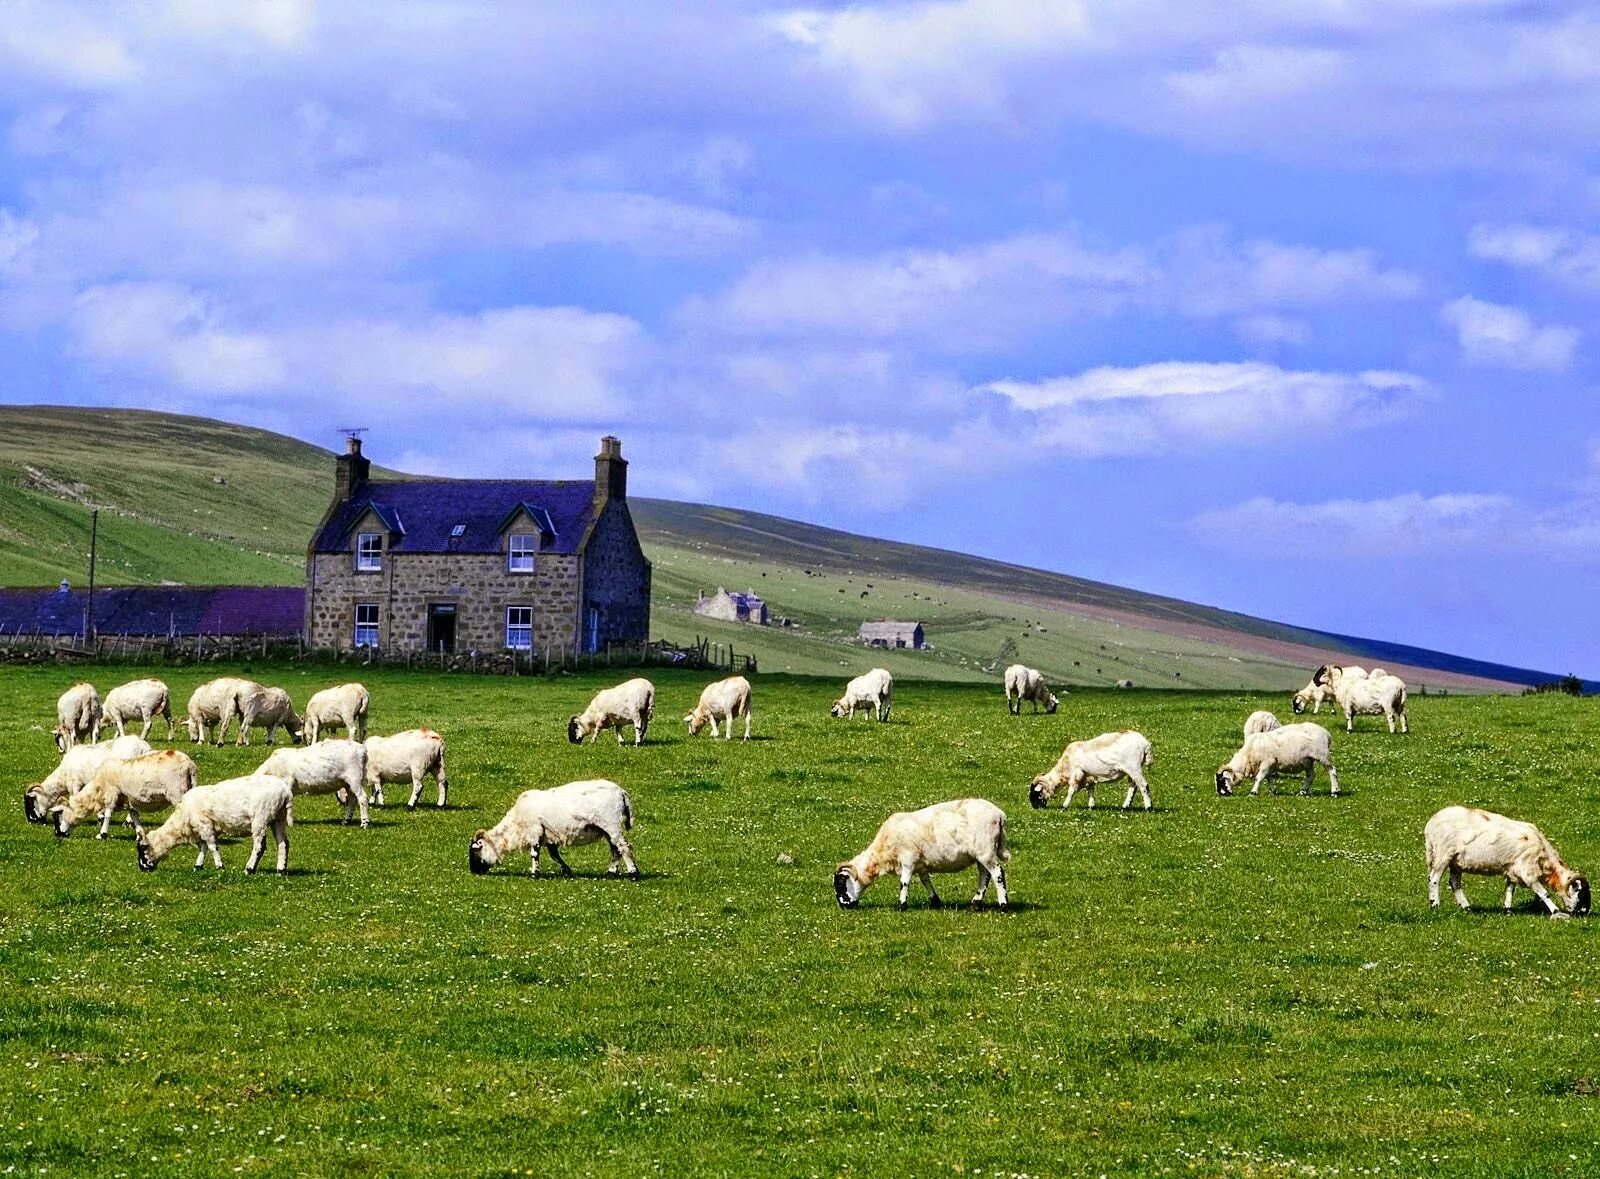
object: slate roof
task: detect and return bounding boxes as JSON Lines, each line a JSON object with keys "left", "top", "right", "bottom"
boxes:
{"left": 0, "top": 586, "right": 305, "bottom": 637}
{"left": 313, "top": 480, "right": 598, "bottom": 555}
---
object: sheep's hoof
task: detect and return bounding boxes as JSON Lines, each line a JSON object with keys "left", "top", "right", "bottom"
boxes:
{"left": 95, "top": 832, "right": 107, "bottom": 840}
{"left": 560, "top": 866, "right": 574, "bottom": 878}
{"left": 898, "top": 901, "right": 907, "bottom": 911}
{"left": 406, "top": 803, "right": 417, "bottom": 812}
{"left": 246, "top": 866, "right": 256, "bottom": 875}
{"left": 359, "top": 820, "right": 370, "bottom": 829}
{"left": 927, "top": 895, "right": 943, "bottom": 909}
{"left": 628, "top": 869, "right": 640, "bottom": 881}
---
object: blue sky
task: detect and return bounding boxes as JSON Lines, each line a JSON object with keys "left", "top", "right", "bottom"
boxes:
{"left": 1, "top": 1, "right": 1597, "bottom": 674}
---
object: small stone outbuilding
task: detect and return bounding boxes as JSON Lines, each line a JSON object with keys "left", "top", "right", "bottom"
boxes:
{"left": 859, "top": 620, "right": 925, "bottom": 649}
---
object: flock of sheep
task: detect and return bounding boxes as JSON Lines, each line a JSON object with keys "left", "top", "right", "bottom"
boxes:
{"left": 19, "top": 660, "right": 1590, "bottom": 920}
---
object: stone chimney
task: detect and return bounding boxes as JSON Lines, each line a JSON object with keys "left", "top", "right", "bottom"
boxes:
{"left": 334, "top": 435, "right": 371, "bottom": 503}
{"left": 594, "top": 435, "right": 627, "bottom": 503}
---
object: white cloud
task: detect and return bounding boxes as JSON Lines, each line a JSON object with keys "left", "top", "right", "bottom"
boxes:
{"left": 1469, "top": 222, "right": 1600, "bottom": 289}
{"left": 1440, "top": 295, "right": 1578, "bottom": 370}
{"left": 1234, "top": 313, "right": 1310, "bottom": 347}
{"left": 1193, "top": 491, "right": 1600, "bottom": 560}
{"left": 982, "top": 361, "right": 1427, "bottom": 457}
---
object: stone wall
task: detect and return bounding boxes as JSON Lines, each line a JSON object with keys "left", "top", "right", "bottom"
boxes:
{"left": 581, "top": 500, "right": 652, "bottom": 648}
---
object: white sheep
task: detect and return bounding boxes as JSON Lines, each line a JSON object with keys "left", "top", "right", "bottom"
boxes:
{"left": 258, "top": 739, "right": 370, "bottom": 827}
{"left": 834, "top": 798, "right": 1010, "bottom": 910}
{"left": 184, "top": 677, "right": 253, "bottom": 745}
{"left": 568, "top": 678, "right": 655, "bottom": 745}
{"left": 22, "top": 735, "right": 152, "bottom": 824}
{"left": 135, "top": 773, "right": 294, "bottom": 874}
{"left": 101, "top": 678, "right": 175, "bottom": 741}
{"left": 1290, "top": 679, "right": 1333, "bottom": 716}
{"left": 469, "top": 779, "right": 638, "bottom": 878}
{"left": 234, "top": 686, "right": 302, "bottom": 746}
{"left": 364, "top": 728, "right": 448, "bottom": 809}
{"left": 53, "top": 682, "right": 102, "bottom": 752}
{"left": 52, "top": 748, "right": 197, "bottom": 839}
{"left": 684, "top": 676, "right": 752, "bottom": 741}
{"left": 1115, "top": 679, "right": 1135, "bottom": 690}
{"left": 1315, "top": 664, "right": 1408, "bottom": 734}
{"left": 1243, "top": 710, "right": 1282, "bottom": 737}
{"left": 1216, "top": 722, "right": 1340, "bottom": 797}
{"left": 1004, "top": 664, "right": 1058, "bottom": 715}
{"left": 1028, "top": 730, "right": 1154, "bottom": 810}
{"left": 303, "top": 682, "right": 370, "bottom": 743}
{"left": 830, "top": 668, "right": 893, "bottom": 722}
{"left": 1425, "top": 805, "right": 1591, "bottom": 917}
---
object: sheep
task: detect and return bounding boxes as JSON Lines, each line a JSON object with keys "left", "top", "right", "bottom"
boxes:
{"left": 237, "top": 686, "right": 301, "bottom": 746}
{"left": 101, "top": 677, "right": 175, "bottom": 741}
{"left": 303, "top": 682, "right": 370, "bottom": 743}
{"left": 1028, "top": 730, "right": 1154, "bottom": 811}
{"left": 1425, "top": 806, "right": 1591, "bottom": 918}
{"left": 53, "top": 682, "right": 102, "bottom": 752}
{"left": 684, "top": 676, "right": 753, "bottom": 740}
{"left": 52, "top": 748, "right": 197, "bottom": 839}
{"left": 1243, "top": 710, "right": 1282, "bottom": 737}
{"left": 568, "top": 678, "right": 655, "bottom": 745}
{"left": 1004, "top": 664, "right": 1058, "bottom": 715}
{"left": 1216, "top": 722, "right": 1340, "bottom": 797}
{"left": 830, "top": 668, "right": 893, "bottom": 722}
{"left": 22, "top": 735, "right": 152, "bottom": 824}
{"left": 258, "top": 740, "right": 370, "bottom": 827}
{"left": 834, "top": 798, "right": 1010, "bottom": 911}
{"left": 135, "top": 773, "right": 294, "bottom": 874}
{"left": 183, "top": 677, "right": 254, "bottom": 745}
{"left": 1314, "top": 664, "right": 1408, "bottom": 734}
{"left": 1115, "top": 679, "right": 1135, "bottom": 690}
{"left": 1290, "top": 679, "right": 1334, "bottom": 716}
{"left": 469, "top": 779, "right": 638, "bottom": 878}
{"left": 363, "top": 728, "right": 448, "bottom": 809}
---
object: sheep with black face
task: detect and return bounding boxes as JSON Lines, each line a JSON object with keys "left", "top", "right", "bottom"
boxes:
{"left": 1216, "top": 723, "right": 1339, "bottom": 797}
{"left": 568, "top": 679, "right": 655, "bottom": 746}
{"left": 23, "top": 735, "right": 151, "bottom": 824}
{"left": 834, "top": 798, "right": 1010, "bottom": 911}
{"left": 1003, "top": 664, "right": 1058, "bottom": 715}
{"left": 1029, "top": 730, "right": 1153, "bottom": 811}
{"left": 1425, "top": 805, "right": 1590, "bottom": 918}
{"left": 469, "top": 779, "right": 638, "bottom": 879}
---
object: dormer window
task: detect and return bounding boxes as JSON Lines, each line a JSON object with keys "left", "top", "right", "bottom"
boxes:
{"left": 356, "top": 532, "right": 382, "bottom": 572}
{"left": 508, "top": 533, "right": 536, "bottom": 573}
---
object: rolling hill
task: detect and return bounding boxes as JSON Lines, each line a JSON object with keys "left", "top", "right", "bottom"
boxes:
{"left": 0, "top": 405, "right": 1573, "bottom": 692}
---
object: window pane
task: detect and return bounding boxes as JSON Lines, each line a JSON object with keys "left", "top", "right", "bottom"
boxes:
{"left": 508, "top": 534, "right": 534, "bottom": 572}
{"left": 354, "top": 603, "right": 378, "bottom": 647}
{"left": 356, "top": 532, "right": 382, "bottom": 570}
{"left": 506, "top": 606, "right": 533, "bottom": 650}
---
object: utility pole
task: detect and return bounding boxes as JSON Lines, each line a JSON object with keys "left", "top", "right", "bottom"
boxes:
{"left": 86, "top": 508, "right": 98, "bottom": 642}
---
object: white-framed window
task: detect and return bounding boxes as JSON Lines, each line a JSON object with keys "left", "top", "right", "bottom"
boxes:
{"left": 356, "top": 532, "right": 383, "bottom": 572}
{"left": 508, "top": 533, "right": 536, "bottom": 573}
{"left": 354, "top": 603, "right": 379, "bottom": 648}
{"left": 505, "top": 606, "right": 533, "bottom": 651}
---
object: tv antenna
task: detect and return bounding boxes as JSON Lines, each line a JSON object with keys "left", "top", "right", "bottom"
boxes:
{"left": 337, "top": 427, "right": 368, "bottom": 443}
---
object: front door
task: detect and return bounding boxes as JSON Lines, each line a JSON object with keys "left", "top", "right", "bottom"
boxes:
{"left": 427, "top": 603, "right": 457, "bottom": 654}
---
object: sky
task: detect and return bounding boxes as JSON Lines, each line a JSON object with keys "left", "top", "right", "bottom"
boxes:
{"left": 0, "top": 1, "right": 1597, "bottom": 675}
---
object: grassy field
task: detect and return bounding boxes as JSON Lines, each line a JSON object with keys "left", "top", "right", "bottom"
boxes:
{"left": 3, "top": 663, "right": 1599, "bottom": 1176}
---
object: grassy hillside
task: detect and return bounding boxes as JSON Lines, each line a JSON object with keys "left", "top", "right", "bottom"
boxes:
{"left": 0, "top": 405, "right": 1536, "bottom": 690}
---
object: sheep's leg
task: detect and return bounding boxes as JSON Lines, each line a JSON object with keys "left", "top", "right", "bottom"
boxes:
{"left": 245, "top": 828, "right": 266, "bottom": 873}
{"left": 274, "top": 815, "right": 289, "bottom": 874}
{"left": 529, "top": 843, "right": 542, "bottom": 876}
{"left": 208, "top": 839, "right": 224, "bottom": 869}
{"left": 1121, "top": 784, "right": 1136, "bottom": 810}
{"left": 406, "top": 770, "right": 425, "bottom": 810}
{"left": 1527, "top": 880, "right": 1567, "bottom": 916}
{"left": 973, "top": 864, "right": 991, "bottom": 904}
{"left": 992, "top": 866, "right": 1008, "bottom": 908}
{"left": 1399, "top": 707, "right": 1408, "bottom": 735}
{"left": 1428, "top": 867, "right": 1443, "bottom": 909}
{"left": 546, "top": 844, "right": 574, "bottom": 877}
{"left": 369, "top": 776, "right": 386, "bottom": 808}
{"left": 1062, "top": 782, "right": 1079, "bottom": 809}
{"left": 1130, "top": 771, "right": 1153, "bottom": 810}
{"left": 1085, "top": 784, "right": 1096, "bottom": 810}
{"left": 743, "top": 710, "right": 751, "bottom": 740}
{"left": 435, "top": 768, "right": 448, "bottom": 808}
{"left": 897, "top": 867, "right": 912, "bottom": 910}
{"left": 918, "top": 870, "right": 943, "bottom": 908}
{"left": 1449, "top": 866, "right": 1470, "bottom": 910}
{"left": 1345, "top": 708, "right": 1354, "bottom": 733}
{"left": 1325, "top": 762, "right": 1340, "bottom": 797}
{"left": 636, "top": 715, "right": 648, "bottom": 745}
{"left": 1300, "top": 766, "right": 1314, "bottom": 795}
{"left": 97, "top": 805, "right": 115, "bottom": 839}
{"left": 608, "top": 833, "right": 639, "bottom": 879}
{"left": 193, "top": 842, "right": 207, "bottom": 870}
{"left": 127, "top": 808, "right": 144, "bottom": 835}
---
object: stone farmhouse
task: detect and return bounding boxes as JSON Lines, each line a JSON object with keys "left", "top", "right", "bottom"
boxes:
{"left": 859, "top": 620, "right": 925, "bottom": 649}
{"left": 305, "top": 436, "right": 651, "bottom": 656}
{"left": 694, "top": 587, "right": 768, "bottom": 625}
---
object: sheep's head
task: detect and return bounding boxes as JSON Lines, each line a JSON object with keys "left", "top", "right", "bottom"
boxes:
{"left": 1291, "top": 691, "right": 1310, "bottom": 715}
{"left": 833, "top": 865, "right": 863, "bottom": 909}
{"left": 829, "top": 699, "right": 848, "bottom": 718}
{"left": 1215, "top": 768, "right": 1237, "bottom": 796}
{"left": 566, "top": 717, "right": 584, "bottom": 744}
{"left": 1567, "top": 875, "right": 1592, "bottom": 916}
{"left": 182, "top": 716, "right": 202, "bottom": 742}
{"left": 1044, "top": 694, "right": 1059, "bottom": 715}
{"left": 22, "top": 789, "right": 45, "bottom": 825}
{"left": 684, "top": 710, "right": 706, "bottom": 736}
{"left": 52, "top": 725, "right": 69, "bottom": 754}
{"left": 135, "top": 832, "right": 156, "bottom": 873}
{"left": 1028, "top": 775, "right": 1058, "bottom": 809}
{"left": 468, "top": 830, "right": 498, "bottom": 875}
{"left": 52, "top": 806, "right": 72, "bottom": 839}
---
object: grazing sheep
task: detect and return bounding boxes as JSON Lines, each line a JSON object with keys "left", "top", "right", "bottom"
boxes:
{"left": 22, "top": 736, "right": 152, "bottom": 824}
{"left": 303, "top": 682, "right": 370, "bottom": 744}
{"left": 53, "top": 683, "right": 102, "bottom": 752}
{"left": 1425, "top": 805, "right": 1591, "bottom": 918}
{"left": 135, "top": 773, "right": 294, "bottom": 874}
{"left": 258, "top": 740, "right": 370, "bottom": 827}
{"left": 1314, "top": 664, "right": 1408, "bottom": 734}
{"left": 53, "top": 748, "right": 197, "bottom": 839}
{"left": 1243, "top": 710, "right": 1282, "bottom": 737}
{"left": 101, "top": 678, "right": 174, "bottom": 741}
{"left": 183, "top": 677, "right": 254, "bottom": 746}
{"left": 469, "top": 779, "right": 638, "bottom": 878}
{"left": 1115, "top": 679, "right": 1135, "bottom": 690}
{"left": 1004, "top": 665, "right": 1058, "bottom": 715}
{"left": 363, "top": 728, "right": 448, "bottom": 809}
{"left": 1029, "top": 730, "right": 1154, "bottom": 811}
{"left": 834, "top": 798, "right": 1010, "bottom": 911}
{"left": 568, "top": 678, "right": 655, "bottom": 746}
{"left": 1290, "top": 679, "right": 1334, "bottom": 716}
{"left": 1216, "top": 723, "right": 1340, "bottom": 797}
{"left": 684, "top": 676, "right": 753, "bottom": 741}
{"left": 830, "top": 668, "right": 893, "bottom": 722}
{"left": 237, "top": 686, "right": 301, "bottom": 746}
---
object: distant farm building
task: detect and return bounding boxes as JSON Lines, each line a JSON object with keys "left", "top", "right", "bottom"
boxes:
{"left": 0, "top": 584, "right": 305, "bottom": 639}
{"left": 695, "top": 587, "right": 768, "bottom": 625}
{"left": 859, "top": 620, "right": 925, "bottom": 649}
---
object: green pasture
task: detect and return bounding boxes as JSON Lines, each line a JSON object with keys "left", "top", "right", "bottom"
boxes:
{"left": 2, "top": 663, "right": 1597, "bottom": 1176}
